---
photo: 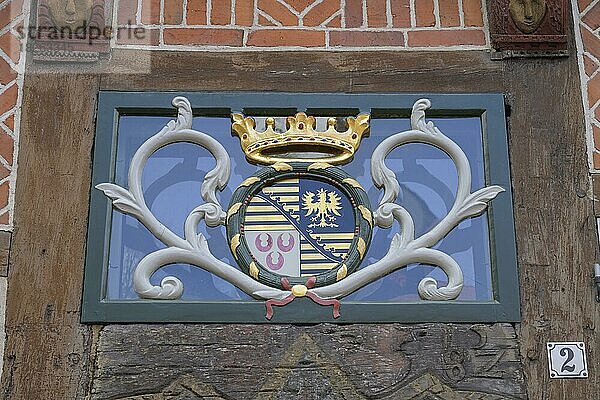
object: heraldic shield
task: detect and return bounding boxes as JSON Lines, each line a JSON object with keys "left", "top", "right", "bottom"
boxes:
{"left": 97, "top": 96, "right": 504, "bottom": 320}
{"left": 227, "top": 162, "right": 372, "bottom": 290}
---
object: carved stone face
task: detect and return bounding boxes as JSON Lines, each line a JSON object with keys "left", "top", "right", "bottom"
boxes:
{"left": 509, "top": 0, "right": 547, "bottom": 34}
{"left": 47, "top": 0, "right": 93, "bottom": 29}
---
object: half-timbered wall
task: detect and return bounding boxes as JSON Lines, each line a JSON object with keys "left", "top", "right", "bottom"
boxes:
{"left": 0, "top": 1, "right": 599, "bottom": 399}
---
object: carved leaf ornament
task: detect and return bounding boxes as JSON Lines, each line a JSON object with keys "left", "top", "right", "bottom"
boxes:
{"left": 97, "top": 97, "right": 504, "bottom": 319}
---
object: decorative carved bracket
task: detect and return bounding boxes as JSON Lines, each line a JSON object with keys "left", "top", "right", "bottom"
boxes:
{"left": 488, "top": 0, "right": 568, "bottom": 55}
{"left": 32, "top": 0, "right": 111, "bottom": 62}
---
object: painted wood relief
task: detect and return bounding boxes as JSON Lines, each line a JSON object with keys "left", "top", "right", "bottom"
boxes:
{"left": 489, "top": 0, "right": 567, "bottom": 52}
{"left": 92, "top": 324, "right": 526, "bottom": 399}
{"left": 34, "top": 0, "right": 110, "bottom": 60}
{"left": 95, "top": 96, "right": 504, "bottom": 321}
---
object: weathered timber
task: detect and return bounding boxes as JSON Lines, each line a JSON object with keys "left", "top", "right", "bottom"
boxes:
{"left": 0, "top": 231, "right": 11, "bottom": 277}
{"left": 0, "top": 74, "right": 101, "bottom": 399}
{"left": 92, "top": 324, "right": 524, "bottom": 399}
{"left": 1, "top": 45, "right": 598, "bottom": 399}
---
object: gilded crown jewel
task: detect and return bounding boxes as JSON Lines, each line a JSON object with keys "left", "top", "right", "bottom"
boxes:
{"left": 231, "top": 112, "right": 370, "bottom": 165}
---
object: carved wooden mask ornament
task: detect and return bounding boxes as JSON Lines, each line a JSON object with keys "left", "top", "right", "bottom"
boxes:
{"left": 46, "top": 0, "right": 93, "bottom": 30}
{"left": 509, "top": 0, "right": 547, "bottom": 34}
{"left": 34, "top": 0, "right": 109, "bottom": 59}
{"left": 489, "top": 0, "right": 566, "bottom": 53}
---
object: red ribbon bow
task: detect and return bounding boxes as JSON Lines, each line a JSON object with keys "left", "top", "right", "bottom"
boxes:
{"left": 265, "top": 277, "right": 341, "bottom": 320}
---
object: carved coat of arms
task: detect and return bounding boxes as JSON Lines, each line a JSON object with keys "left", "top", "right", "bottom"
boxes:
{"left": 97, "top": 97, "right": 503, "bottom": 320}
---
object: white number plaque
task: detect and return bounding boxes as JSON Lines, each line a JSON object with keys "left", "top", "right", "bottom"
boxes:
{"left": 547, "top": 342, "right": 588, "bottom": 379}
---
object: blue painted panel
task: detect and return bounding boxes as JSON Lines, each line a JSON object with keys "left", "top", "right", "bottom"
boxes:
{"left": 106, "top": 115, "right": 492, "bottom": 302}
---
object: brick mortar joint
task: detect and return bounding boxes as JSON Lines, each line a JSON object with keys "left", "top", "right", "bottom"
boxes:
{"left": 139, "top": 25, "right": 486, "bottom": 31}
{"left": 114, "top": 43, "right": 490, "bottom": 50}
{"left": 155, "top": 0, "right": 487, "bottom": 29}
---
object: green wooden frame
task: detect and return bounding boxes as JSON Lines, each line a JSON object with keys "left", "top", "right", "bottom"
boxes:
{"left": 81, "top": 91, "right": 520, "bottom": 323}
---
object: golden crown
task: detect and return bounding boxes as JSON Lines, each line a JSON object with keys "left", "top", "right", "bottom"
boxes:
{"left": 231, "top": 112, "right": 370, "bottom": 165}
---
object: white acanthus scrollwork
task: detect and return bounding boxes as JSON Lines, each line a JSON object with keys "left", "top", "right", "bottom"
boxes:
{"left": 311, "top": 99, "right": 504, "bottom": 301}
{"left": 97, "top": 96, "right": 289, "bottom": 301}
{"left": 99, "top": 96, "right": 503, "bottom": 308}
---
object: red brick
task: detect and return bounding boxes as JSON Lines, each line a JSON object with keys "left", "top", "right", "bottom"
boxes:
{"left": 117, "top": 0, "right": 138, "bottom": 25}
{"left": 247, "top": 29, "right": 325, "bottom": 47}
{"left": 582, "top": 25, "right": 600, "bottom": 58}
{"left": 187, "top": 0, "right": 207, "bottom": 25}
{"left": 116, "top": 28, "right": 160, "bottom": 45}
{"left": 0, "top": 131, "right": 12, "bottom": 164}
{"left": 3, "top": 114, "right": 13, "bottom": 131}
{"left": 463, "top": 0, "right": 483, "bottom": 27}
{"left": 285, "top": 0, "right": 314, "bottom": 12}
{"left": 0, "top": 163, "right": 9, "bottom": 180}
{"left": 258, "top": 0, "right": 298, "bottom": 26}
{"left": 0, "top": 85, "right": 17, "bottom": 116}
{"left": 584, "top": 4, "right": 600, "bottom": 30}
{"left": 345, "top": 0, "right": 364, "bottom": 28}
{"left": 164, "top": 0, "right": 184, "bottom": 24}
{"left": 415, "top": 0, "right": 435, "bottom": 27}
{"left": 325, "top": 14, "right": 342, "bottom": 27}
{"left": 391, "top": 0, "right": 410, "bottom": 27}
{"left": 0, "top": 57, "right": 15, "bottom": 85}
{"left": 304, "top": 0, "right": 341, "bottom": 26}
{"left": 0, "top": 164, "right": 8, "bottom": 180}
{"left": 0, "top": 212, "right": 9, "bottom": 225}
{"left": 594, "top": 151, "right": 600, "bottom": 169}
{"left": 141, "top": 0, "right": 161, "bottom": 24}
{"left": 330, "top": 30, "right": 404, "bottom": 46}
{"left": 235, "top": 0, "right": 254, "bottom": 25}
{"left": 439, "top": 0, "right": 460, "bottom": 27}
{"left": 0, "top": 0, "right": 23, "bottom": 30}
{"left": 584, "top": 54, "right": 599, "bottom": 77}
{"left": 164, "top": 28, "right": 243, "bottom": 45}
{"left": 593, "top": 125, "right": 600, "bottom": 149}
{"left": 407, "top": 29, "right": 486, "bottom": 46}
{"left": 580, "top": 0, "right": 594, "bottom": 12}
{"left": 211, "top": 0, "right": 232, "bottom": 25}
{"left": 595, "top": 105, "right": 600, "bottom": 121}
{"left": 589, "top": 73, "right": 600, "bottom": 106}
{"left": 0, "top": 32, "right": 19, "bottom": 64}
{"left": 366, "top": 0, "right": 387, "bottom": 27}
{"left": 0, "top": 182, "right": 8, "bottom": 208}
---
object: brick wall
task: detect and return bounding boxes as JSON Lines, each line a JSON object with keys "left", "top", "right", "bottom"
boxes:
{"left": 0, "top": 0, "right": 22, "bottom": 377}
{"left": 0, "top": 0, "right": 26, "bottom": 230}
{"left": 574, "top": 0, "right": 600, "bottom": 170}
{"left": 115, "top": 0, "right": 488, "bottom": 49}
